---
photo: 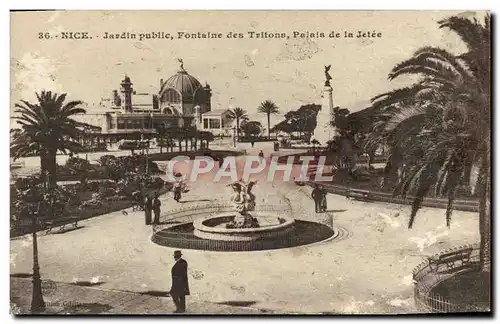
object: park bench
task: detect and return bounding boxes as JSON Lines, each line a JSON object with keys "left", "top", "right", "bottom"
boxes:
{"left": 428, "top": 247, "right": 474, "bottom": 274}
{"left": 345, "top": 189, "right": 371, "bottom": 201}
{"left": 44, "top": 216, "right": 80, "bottom": 234}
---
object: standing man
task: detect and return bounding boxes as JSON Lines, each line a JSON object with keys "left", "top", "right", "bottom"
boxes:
{"left": 170, "top": 250, "right": 190, "bottom": 313}
{"left": 153, "top": 194, "right": 161, "bottom": 225}
{"left": 144, "top": 193, "right": 153, "bottom": 225}
{"left": 320, "top": 185, "right": 328, "bottom": 212}
{"left": 311, "top": 184, "right": 322, "bottom": 213}
{"left": 258, "top": 150, "right": 264, "bottom": 162}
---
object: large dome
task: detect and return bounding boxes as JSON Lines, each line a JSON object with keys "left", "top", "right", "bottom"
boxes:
{"left": 162, "top": 70, "right": 202, "bottom": 99}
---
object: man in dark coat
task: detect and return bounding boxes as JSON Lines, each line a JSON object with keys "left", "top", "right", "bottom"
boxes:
{"left": 258, "top": 150, "right": 264, "bottom": 161}
{"left": 152, "top": 194, "right": 161, "bottom": 225}
{"left": 320, "top": 186, "right": 328, "bottom": 212}
{"left": 144, "top": 194, "right": 153, "bottom": 225}
{"left": 311, "top": 184, "right": 322, "bottom": 213}
{"left": 170, "top": 250, "right": 190, "bottom": 313}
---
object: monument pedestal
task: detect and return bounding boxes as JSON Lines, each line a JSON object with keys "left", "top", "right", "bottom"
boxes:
{"left": 312, "top": 85, "right": 336, "bottom": 146}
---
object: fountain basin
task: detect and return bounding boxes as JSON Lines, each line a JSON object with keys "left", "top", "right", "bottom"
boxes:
{"left": 193, "top": 211, "right": 295, "bottom": 241}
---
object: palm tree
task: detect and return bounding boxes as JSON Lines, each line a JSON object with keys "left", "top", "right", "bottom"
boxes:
{"left": 172, "top": 127, "right": 186, "bottom": 152}
{"left": 155, "top": 123, "right": 168, "bottom": 153}
{"left": 11, "top": 92, "right": 93, "bottom": 313}
{"left": 258, "top": 100, "right": 280, "bottom": 139}
{"left": 184, "top": 126, "right": 197, "bottom": 151}
{"left": 368, "top": 15, "right": 490, "bottom": 271}
{"left": 199, "top": 131, "right": 215, "bottom": 149}
{"left": 227, "top": 107, "right": 249, "bottom": 141}
{"left": 11, "top": 91, "right": 93, "bottom": 188}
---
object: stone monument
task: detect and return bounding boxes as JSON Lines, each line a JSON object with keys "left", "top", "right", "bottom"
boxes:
{"left": 312, "top": 65, "right": 336, "bottom": 146}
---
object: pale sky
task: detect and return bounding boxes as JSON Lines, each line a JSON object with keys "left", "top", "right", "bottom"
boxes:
{"left": 10, "top": 10, "right": 483, "bottom": 128}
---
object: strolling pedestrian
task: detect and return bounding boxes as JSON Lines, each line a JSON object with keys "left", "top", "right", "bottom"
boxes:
{"left": 170, "top": 250, "right": 190, "bottom": 313}
{"left": 311, "top": 184, "right": 322, "bottom": 213}
{"left": 258, "top": 150, "right": 264, "bottom": 161}
{"left": 153, "top": 194, "right": 161, "bottom": 225}
{"left": 173, "top": 175, "right": 183, "bottom": 203}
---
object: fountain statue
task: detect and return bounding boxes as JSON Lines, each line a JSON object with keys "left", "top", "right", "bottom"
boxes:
{"left": 226, "top": 180, "right": 259, "bottom": 228}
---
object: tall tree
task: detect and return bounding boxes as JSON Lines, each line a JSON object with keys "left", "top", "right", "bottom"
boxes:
{"left": 258, "top": 100, "right": 280, "bottom": 139}
{"left": 367, "top": 15, "right": 490, "bottom": 271}
{"left": 199, "top": 131, "right": 214, "bottom": 149}
{"left": 282, "top": 104, "right": 320, "bottom": 139}
{"left": 240, "top": 120, "right": 263, "bottom": 138}
{"left": 11, "top": 91, "right": 94, "bottom": 188}
{"left": 227, "top": 107, "right": 249, "bottom": 141}
{"left": 155, "top": 123, "right": 169, "bottom": 153}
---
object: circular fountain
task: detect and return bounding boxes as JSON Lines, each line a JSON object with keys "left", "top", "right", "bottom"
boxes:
{"left": 152, "top": 180, "right": 341, "bottom": 251}
{"left": 193, "top": 211, "right": 295, "bottom": 241}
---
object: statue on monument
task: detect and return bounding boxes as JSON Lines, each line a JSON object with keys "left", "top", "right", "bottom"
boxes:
{"left": 324, "top": 65, "right": 332, "bottom": 87}
{"left": 312, "top": 64, "right": 335, "bottom": 146}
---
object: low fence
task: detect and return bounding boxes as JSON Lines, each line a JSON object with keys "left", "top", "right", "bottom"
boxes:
{"left": 306, "top": 182, "right": 479, "bottom": 213}
{"left": 412, "top": 244, "right": 482, "bottom": 313}
{"left": 152, "top": 203, "right": 293, "bottom": 234}
{"left": 150, "top": 203, "right": 305, "bottom": 251}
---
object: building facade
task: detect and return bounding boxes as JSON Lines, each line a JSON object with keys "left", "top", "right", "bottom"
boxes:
{"left": 73, "top": 62, "right": 236, "bottom": 144}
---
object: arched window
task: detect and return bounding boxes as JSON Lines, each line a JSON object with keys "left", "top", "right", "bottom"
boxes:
{"left": 162, "top": 89, "right": 181, "bottom": 103}
{"left": 163, "top": 108, "right": 173, "bottom": 115}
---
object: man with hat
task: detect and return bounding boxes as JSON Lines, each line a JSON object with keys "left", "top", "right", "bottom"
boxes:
{"left": 170, "top": 250, "right": 190, "bottom": 313}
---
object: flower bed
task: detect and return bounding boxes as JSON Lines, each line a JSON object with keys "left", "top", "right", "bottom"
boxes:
{"left": 412, "top": 244, "right": 490, "bottom": 312}
{"left": 56, "top": 155, "right": 165, "bottom": 182}
{"left": 10, "top": 174, "right": 171, "bottom": 237}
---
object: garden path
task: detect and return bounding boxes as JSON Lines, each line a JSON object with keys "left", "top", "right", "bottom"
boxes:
{"left": 10, "top": 152, "right": 480, "bottom": 313}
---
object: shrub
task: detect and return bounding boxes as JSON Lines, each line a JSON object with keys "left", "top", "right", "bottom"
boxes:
{"left": 98, "top": 187, "right": 116, "bottom": 198}
{"left": 104, "top": 195, "right": 129, "bottom": 202}
{"left": 148, "top": 177, "right": 165, "bottom": 190}
{"left": 79, "top": 199, "right": 103, "bottom": 210}
{"left": 98, "top": 155, "right": 119, "bottom": 167}
{"left": 351, "top": 166, "right": 372, "bottom": 181}
{"left": 65, "top": 156, "right": 91, "bottom": 170}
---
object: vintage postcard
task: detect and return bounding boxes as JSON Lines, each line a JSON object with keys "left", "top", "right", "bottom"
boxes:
{"left": 10, "top": 10, "right": 491, "bottom": 315}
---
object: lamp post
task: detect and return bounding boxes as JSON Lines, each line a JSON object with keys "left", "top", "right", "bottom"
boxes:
{"left": 31, "top": 201, "right": 45, "bottom": 313}
{"left": 146, "top": 112, "right": 153, "bottom": 174}
{"left": 232, "top": 126, "right": 236, "bottom": 148}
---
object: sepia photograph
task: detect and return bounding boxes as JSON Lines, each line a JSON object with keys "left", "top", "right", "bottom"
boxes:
{"left": 9, "top": 10, "right": 491, "bottom": 315}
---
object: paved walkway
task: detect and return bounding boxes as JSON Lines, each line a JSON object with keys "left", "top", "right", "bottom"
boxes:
{"left": 10, "top": 147, "right": 481, "bottom": 314}
{"left": 10, "top": 277, "right": 271, "bottom": 315}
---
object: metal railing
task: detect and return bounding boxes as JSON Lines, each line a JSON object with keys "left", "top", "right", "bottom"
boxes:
{"left": 152, "top": 203, "right": 293, "bottom": 234}
{"left": 305, "top": 181, "right": 479, "bottom": 213}
{"left": 412, "top": 244, "right": 483, "bottom": 313}
{"left": 150, "top": 202, "right": 318, "bottom": 251}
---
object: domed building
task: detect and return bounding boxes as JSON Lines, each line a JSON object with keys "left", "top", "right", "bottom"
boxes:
{"left": 72, "top": 60, "right": 233, "bottom": 147}
{"left": 158, "top": 62, "right": 212, "bottom": 116}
